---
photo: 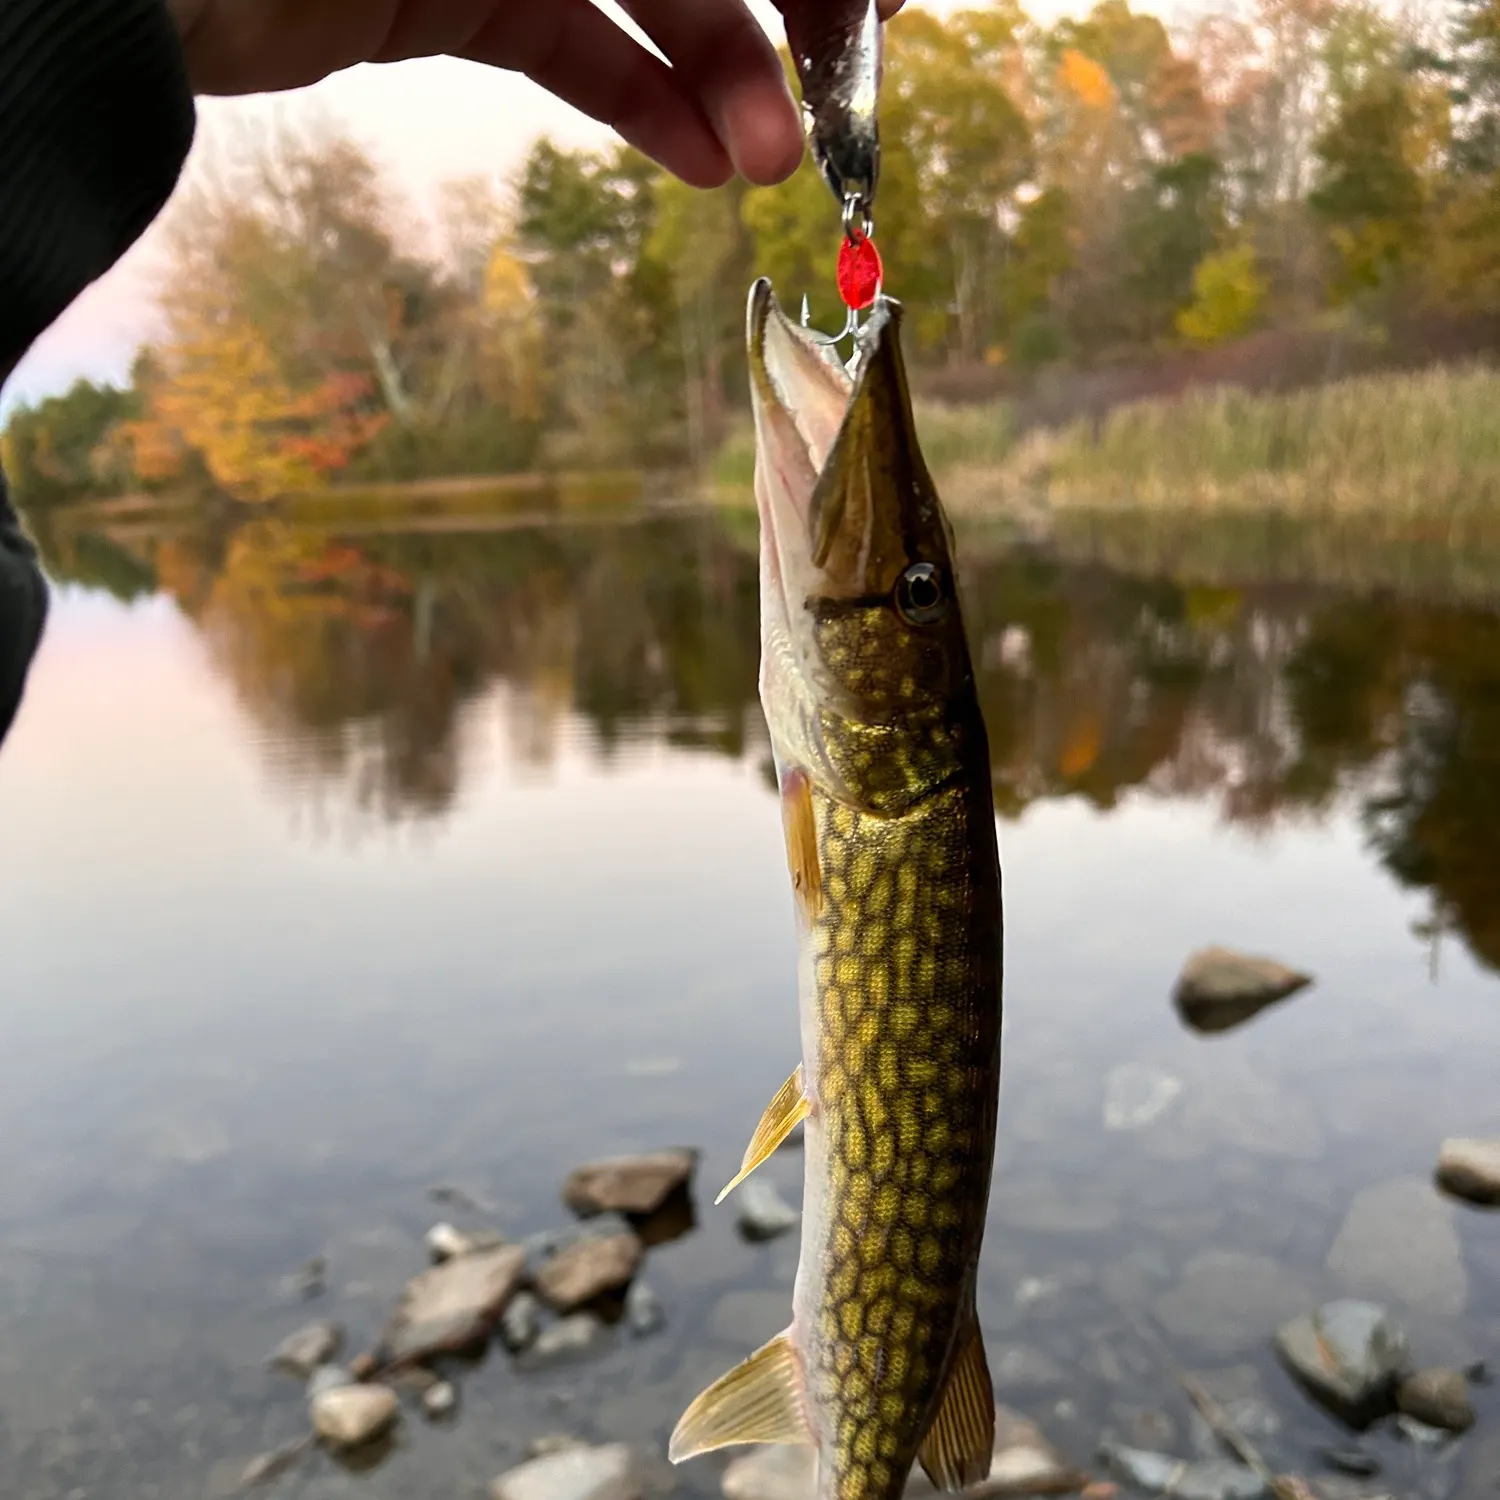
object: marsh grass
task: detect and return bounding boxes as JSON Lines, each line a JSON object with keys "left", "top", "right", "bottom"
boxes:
{"left": 1008, "top": 361, "right": 1500, "bottom": 519}
{"left": 709, "top": 399, "right": 1015, "bottom": 500}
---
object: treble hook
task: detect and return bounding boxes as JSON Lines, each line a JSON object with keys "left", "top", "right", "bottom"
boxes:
{"left": 798, "top": 193, "right": 880, "bottom": 369}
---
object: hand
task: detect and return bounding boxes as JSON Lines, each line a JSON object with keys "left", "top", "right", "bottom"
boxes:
{"left": 168, "top": 0, "right": 905, "bottom": 191}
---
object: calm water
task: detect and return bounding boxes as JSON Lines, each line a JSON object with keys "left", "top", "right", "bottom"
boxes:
{"left": 3, "top": 504, "right": 1499, "bottom": 1499}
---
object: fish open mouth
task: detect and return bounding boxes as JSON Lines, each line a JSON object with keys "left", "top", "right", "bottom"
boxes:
{"left": 745, "top": 277, "right": 937, "bottom": 610}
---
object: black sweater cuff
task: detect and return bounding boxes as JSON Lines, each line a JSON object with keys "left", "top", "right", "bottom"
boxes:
{"left": 0, "top": 0, "right": 196, "bottom": 745}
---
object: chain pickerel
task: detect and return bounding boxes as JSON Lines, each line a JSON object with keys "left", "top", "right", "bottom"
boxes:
{"left": 669, "top": 280, "right": 1005, "bottom": 1500}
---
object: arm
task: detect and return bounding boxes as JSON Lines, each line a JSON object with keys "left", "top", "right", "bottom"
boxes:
{"left": 0, "top": 0, "right": 197, "bottom": 745}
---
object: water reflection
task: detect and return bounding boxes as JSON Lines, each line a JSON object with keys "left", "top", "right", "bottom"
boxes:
{"left": 29, "top": 502, "right": 1500, "bottom": 981}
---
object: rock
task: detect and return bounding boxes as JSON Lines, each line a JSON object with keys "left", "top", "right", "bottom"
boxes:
{"left": 1274, "top": 1300, "right": 1409, "bottom": 1425}
{"left": 1325, "top": 1178, "right": 1467, "bottom": 1317}
{"left": 310, "top": 1383, "right": 399, "bottom": 1449}
{"left": 1320, "top": 1450, "right": 1380, "bottom": 1478}
{"left": 380, "top": 1242, "right": 527, "bottom": 1365}
{"left": 1099, "top": 1445, "right": 1266, "bottom": 1500}
{"left": 561, "top": 1150, "right": 698, "bottom": 1217}
{"left": 499, "top": 1291, "right": 543, "bottom": 1353}
{"left": 625, "top": 1280, "right": 665, "bottom": 1337}
{"left": 1434, "top": 1137, "right": 1500, "bottom": 1206}
{"left": 426, "top": 1221, "right": 506, "bottom": 1261}
{"left": 722, "top": 1444, "right": 815, "bottom": 1500}
{"left": 429, "top": 1182, "right": 493, "bottom": 1214}
{"left": 422, "top": 1380, "right": 458, "bottom": 1420}
{"left": 491, "top": 1442, "right": 642, "bottom": 1500}
{"left": 1103, "top": 1063, "right": 1183, "bottom": 1131}
{"left": 240, "top": 1438, "right": 312, "bottom": 1488}
{"left": 348, "top": 1351, "right": 378, "bottom": 1380}
{"left": 308, "top": 1364, "right": 357, "bottom": 1398}
{"left": 1154, "top": 1252, "right": 1315, "bottom": 1355}
{"left": 517, "top": 1312, "right": 611, "bottom": 1369}
{"left": 1186, "top": 1398, "right": 1278, "bottom": 1458}
{"left": 1308, "top": 1481, "right": 1395, "bottom": 1500}
{"left": 1172, "top": 947, "right": 1312, "bottom": 1033}
{"left": 1393, "top": 1414, "right": 1450, "bottom": 1447}
{"left": 737, "top": 1180, "right": 800, "bottom": 1241}
{"left": 534, "top": 1230, "right": 643, "bottom": 1311}
{"left": 1396, "top": 1367, "right": 1474, "bottom": 1432}
{"left": 727, "top": 1407, "right": 1085, "bottom": 1500}
{"left": 963, "top": 1403, "right": 1088, "bottom": 1496}
{"left": 1464, "top": 1357, "right": 1491, "bottom": 1384}
{"left": 270, "top": 1320, "right": 344, "bottom": 1378}
{"left": 280, "top": 1256, "right": 327, "bottom": 1300}
{"left": 523, "top": 1215, "right": 637, "bottom": 1277}
{"left": 529, "top": 1434, "right": 589, "bottom": 1458}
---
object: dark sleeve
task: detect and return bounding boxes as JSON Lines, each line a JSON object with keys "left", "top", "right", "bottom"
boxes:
{"left": 0, "top": 0, "right": 197, "bottom": 746}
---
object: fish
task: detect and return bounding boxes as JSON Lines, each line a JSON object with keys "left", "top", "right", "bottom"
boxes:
{"left": 782, "top": 0, "right": 882, "bottom": 223}
{"left": 668, "top": 278, "right": 1005, "bottom": 1500}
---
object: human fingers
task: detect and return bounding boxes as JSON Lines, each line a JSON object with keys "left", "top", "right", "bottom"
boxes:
{"left": 617, "top": 0, "right": 803, "bottom": 185}
{"left": 459, "top": 0, "right": 734, "bottom": 188}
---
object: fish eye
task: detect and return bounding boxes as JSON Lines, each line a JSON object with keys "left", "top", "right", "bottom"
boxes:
{"left": 894, "top": 562, "right": 948, "bottom": 626}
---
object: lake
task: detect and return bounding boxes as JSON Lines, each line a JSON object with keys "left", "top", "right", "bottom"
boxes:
{"left": 2, "top": 502, "right": 1498, "bottom": 1499}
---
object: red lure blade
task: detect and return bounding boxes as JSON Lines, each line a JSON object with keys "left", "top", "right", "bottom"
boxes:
{"left": 836, "top": 232, "right": 882, "bottom": 312}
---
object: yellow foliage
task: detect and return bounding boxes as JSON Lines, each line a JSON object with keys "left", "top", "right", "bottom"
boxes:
{"left": 1058, "top": 48, "right": 1115, "bottom": 109}
{"left": 480, "top": 245, "right": 547, "bottom": 424}
{"left": 1176, "top": 243, "right": 1266, "bottom": 346}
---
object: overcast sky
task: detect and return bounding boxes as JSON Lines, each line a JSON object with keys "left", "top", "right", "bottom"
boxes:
{"left": 3, "top": 0, "right": 1197, "bottom": 412}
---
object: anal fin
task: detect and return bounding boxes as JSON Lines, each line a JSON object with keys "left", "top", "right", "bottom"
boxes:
{"left": 917, "top": 1317, "right": 995, "bottom": 1492}
{"left": 668, "top": 1330, "right": 810, "bottom": 1462}
{"left": 715, "top": 1066, "right": 810, "bottom": 1206}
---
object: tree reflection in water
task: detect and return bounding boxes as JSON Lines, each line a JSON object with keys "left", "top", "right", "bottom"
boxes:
{"left": 31, "top": 503, "right": 1500, "bottom": 978}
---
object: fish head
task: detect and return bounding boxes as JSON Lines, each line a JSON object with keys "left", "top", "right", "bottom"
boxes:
{"left": 747, "top": 278, "right": 974, "bottom": 813}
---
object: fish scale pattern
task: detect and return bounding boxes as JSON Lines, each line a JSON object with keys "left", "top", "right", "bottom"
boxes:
{"left": 805, "top": 787, "right": 1003, "bottom": 1500}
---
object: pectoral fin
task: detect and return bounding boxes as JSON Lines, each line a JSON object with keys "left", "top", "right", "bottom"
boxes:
{"left": 715, "top": 1066, "right": 810, "bottom": 1205}
{"left": 781, "top": 770, "right": 823, "bottom": 923}
{"left": 668, "top": 1330, "right": 810, "bottom": 1461}
{"left": 917, "top": 1317, "right": 995, "bottom": 1491}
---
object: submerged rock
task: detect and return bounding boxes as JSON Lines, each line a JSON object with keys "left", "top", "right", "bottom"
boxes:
{"left": 270, "top": 1319, "right": 343, "bottom": 1379}
{"left": 1103, "top": 1063, "right": 1183, "bottom": 1131}
{"left": 426, "top": 1221, "right": 506, "bottom": 1261}
{"left": 1154, "top": 1252, "right": 1314, "bottom": 1355}
{"left": 722, "top": 1444, "right": 815, "bottom": 1500}
{"left": 422, "top": 1380, "right": 459, "bottom": 1420}
{"left": 1393, "top": 1414, "right": 1450, "bottom": 1447}
{"left": 534, "top": 1230, "right": 643, "bottom": 1311}
{"left": 624, "top": 1279, "right": 665, "bottom": 1337}
{"left": 517, "top": 1312, "right": 612, "bottom": 1369}
{"left": 310, "top": 1382, "right": 399, "bottom": 1449}
{"left": 1274, "top": 1300, "right": 1409, "bottom": 1425}
{"left": 499, "top": 1291, "right": 543, "bottom": 1354}
{"left": 379, "top": 1242, "right": 527, "bottom": 1366}
{"left": 1434, "top": 1137, "right": 1500, "bottom": 1206}
{"left": 240, "top": 1438, "right": 312, "bottom": 1488}
{"left": 722, "top": 1406, "right": 1083, "bottom": 1500}
{"left": 1325, "top": 1178, "right": 1467, "bottom": 1317}
{"left": 308, "top": 1364, "right": 357, "bottom": 1399}
{"left": 1396, "top": 1367, "right": 1474, "bottom": 1432}
{"left": 1319, "top": 1449, "right": 1380, "bottom": 1478}
{"left": 1172, "top": 947, "right": 1312, "bottom": 1033}
{"left": 1100, "top": 1444, "right": 1266, "bottom": 1500}
{"left": 491, "top": 1441, "right": 642, "bottom": 1500}
{"left": 562, "top": 1150, "right": 698, "bottom": 1217}
{"left": 736, "top": 1180, "right": 800, "bottom": 1241}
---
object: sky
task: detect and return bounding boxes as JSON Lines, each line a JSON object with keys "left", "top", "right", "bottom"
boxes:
{"left": 2, "top": 0, "right": 1195, "bottom": 414}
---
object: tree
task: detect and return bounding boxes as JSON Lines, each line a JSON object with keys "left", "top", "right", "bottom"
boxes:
{"left": 1, "top": 379, "right": 142, "bottom": 510}
{"left": 1310, "top": 74, "right": 1428, "bottom": 298}
{"left": 1176, "top": 242, "right": 1268, "bottom": 343}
